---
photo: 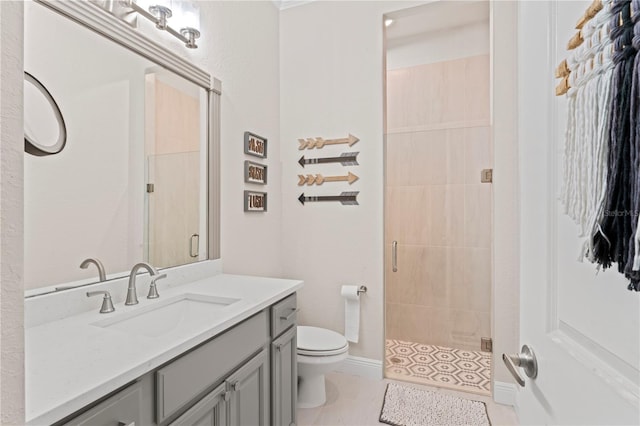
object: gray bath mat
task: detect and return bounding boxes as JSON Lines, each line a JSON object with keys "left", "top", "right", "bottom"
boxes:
{"left": 379, "top": 383, "right": 491, "bottom": 426}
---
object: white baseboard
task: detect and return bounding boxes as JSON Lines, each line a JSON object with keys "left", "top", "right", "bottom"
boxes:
{"left": 493, "top": 381, "right": 518, "bottom": 406}
{"left": 334, "top": 355, "right": 383, "bottom": 380}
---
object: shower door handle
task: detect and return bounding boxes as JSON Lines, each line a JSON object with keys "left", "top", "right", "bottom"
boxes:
{"left": 392, "top": 241, "right": 398, "bottom": 272}
{"left": 190, "top": 234, "right": 199, "bottom": 258}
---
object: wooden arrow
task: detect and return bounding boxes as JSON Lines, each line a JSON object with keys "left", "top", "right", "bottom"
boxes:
{"left": 298, "top": 192, "right": 359, "bottom": 205}
{"left": 298, "top": 152, "right": 359, "bottom": 168}
{"left": 298, "top": 134, "right": 359, "bottom": 150}
{"left": 297, "top": 172, "right": 359, "bottom": 186}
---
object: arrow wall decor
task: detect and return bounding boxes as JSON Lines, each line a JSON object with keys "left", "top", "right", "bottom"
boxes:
{"left": 298, "top": 172, "right": 359, "bottom": 186}
{"left": 298, "top": 152, "right": 359, "bottom": 167}
{"left": 298, "top": 192, "right": 359, "bottom": 205}
{"left": 298, "top": 134, "right": 359, "bottom": 150}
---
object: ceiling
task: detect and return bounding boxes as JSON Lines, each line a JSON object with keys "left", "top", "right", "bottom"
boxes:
{"left": 385, "top": 1, "right": 490, "bottom": 42}
{"left": 270, "top": 0, "right": 490, "bottom": 38}
{"left": 272, "top": 0, "right": 316, "bottom": 10}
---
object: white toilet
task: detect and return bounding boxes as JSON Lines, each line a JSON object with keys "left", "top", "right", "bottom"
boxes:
{"left": 297, "top": 326, "right": 349, "bottom": 408}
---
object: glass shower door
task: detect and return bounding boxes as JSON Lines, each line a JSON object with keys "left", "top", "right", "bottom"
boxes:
{"left": 384, "top": 53, "right": 492, "bottom": 395}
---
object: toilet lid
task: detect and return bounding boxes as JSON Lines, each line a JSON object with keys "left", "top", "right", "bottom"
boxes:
{"left": 297, "top": 326, "right": 348, "bottom": 352}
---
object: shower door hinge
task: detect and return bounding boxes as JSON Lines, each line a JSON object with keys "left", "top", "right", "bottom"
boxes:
{"left": 481, "top": 337, "right": 493, "bottom": 352}
{"left": 146, "top": 183, "right": 155, "bottom": 193}
{"left": 481, "top": 169, "right": 493, "bottom": 183}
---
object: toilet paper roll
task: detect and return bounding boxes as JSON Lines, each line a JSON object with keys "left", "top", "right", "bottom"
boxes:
{"left": 341, "top": 285, "right": 360, "bottom": 343}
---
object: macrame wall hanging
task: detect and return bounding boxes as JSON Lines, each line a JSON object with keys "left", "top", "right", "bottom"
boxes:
{"left": 556, "top": 0, "right": 640, "bottom": 291}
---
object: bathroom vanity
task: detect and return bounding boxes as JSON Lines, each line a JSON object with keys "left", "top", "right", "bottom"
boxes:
{"left": 22, "top": 2, "right": 301, "bottom": 424}
{"left": 25, "top": 270, "right": 302, "bottom": 425}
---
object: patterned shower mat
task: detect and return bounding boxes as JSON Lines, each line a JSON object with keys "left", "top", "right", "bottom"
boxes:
{"left": 385, "top": 339, "right": 491, "bottom": 395}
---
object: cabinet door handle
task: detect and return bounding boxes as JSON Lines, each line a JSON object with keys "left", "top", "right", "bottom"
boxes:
{"left": 280, "top": 308, "right": 299, "bottom": 321}
{"left": 275, "top": 343, "right": 282, "bottom": 352}
{"left": 222, "top": 390, "right": 231, "bottom": 401}
{"left": 231, "top": 381, "right": 240, "bottom": 392}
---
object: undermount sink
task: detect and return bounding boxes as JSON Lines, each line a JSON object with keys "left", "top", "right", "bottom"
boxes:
{"left": 92, "top": 293, "right": 240, "bottom": 338}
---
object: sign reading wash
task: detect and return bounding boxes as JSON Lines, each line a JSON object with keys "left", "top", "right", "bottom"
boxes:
{"left": 244, "top": 132, "right": 267, "bottom": 158}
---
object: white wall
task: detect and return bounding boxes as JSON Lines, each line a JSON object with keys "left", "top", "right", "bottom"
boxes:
{"left": 387, "top": 20, "right": 490, "bottom": 70}
{"left": 280, "top": 1, "right": 425, "bottom": 361}
{"left": 490, "top": 0, "right": 520, "bottom": 388}
{"left": 0, "top": 1, "right": 25, "bottom": 423}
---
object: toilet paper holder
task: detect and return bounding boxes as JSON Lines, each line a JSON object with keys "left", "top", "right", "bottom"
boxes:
{"left": 357, "top": 285, "right": 367, "bottom": 295}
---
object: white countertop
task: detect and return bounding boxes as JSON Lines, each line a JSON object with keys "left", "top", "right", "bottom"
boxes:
{"left": 26, "top": 273, "right": 303, "bottom": 425}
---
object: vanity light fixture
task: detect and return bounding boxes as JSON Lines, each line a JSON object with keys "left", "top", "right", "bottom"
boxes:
{"left": 123, "top": 0, "right": 201, "bottom": 49}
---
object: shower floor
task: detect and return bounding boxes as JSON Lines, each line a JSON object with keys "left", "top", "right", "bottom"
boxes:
{"left": 385, "top": 339, "right": 491, "bottom": 396}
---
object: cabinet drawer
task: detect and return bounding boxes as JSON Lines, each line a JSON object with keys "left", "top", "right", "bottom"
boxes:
{"left": 156, "top": 310, "right": 269, "bottom": 424}
{"left": 62, "top": 381, "right": 142, "bottom": 426}
{"left": 271, "top": 293, "right": 297, "bottom": 337}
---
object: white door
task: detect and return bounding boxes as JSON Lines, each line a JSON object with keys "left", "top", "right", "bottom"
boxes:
{"left": 517, "top": 1, "right": 640, "bottom": 424}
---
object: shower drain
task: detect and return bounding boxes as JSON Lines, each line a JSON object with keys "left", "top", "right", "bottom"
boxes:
{"left": 390, "top": 357, "right": 402, "bottom": 364}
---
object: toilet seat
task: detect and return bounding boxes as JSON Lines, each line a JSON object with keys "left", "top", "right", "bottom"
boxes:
{"left": 297, "top": 326, "right": 348, "bottom": 356}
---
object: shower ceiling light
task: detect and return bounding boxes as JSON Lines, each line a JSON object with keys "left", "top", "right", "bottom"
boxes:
{"left": 125, "top": 0, "right": 201, "bottom": 49}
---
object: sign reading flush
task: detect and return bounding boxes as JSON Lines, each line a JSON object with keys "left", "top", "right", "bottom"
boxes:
{"left": 244, "top": 191, "right": 267, "bottom": 212}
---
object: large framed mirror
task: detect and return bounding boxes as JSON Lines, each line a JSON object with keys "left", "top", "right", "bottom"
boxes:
{"left": 24, "top": 0, "right": 220, "bottom": 296}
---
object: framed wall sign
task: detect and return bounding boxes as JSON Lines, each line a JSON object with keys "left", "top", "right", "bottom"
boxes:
{"left": 244, "top": 190, "right": 267, "bottom": 212}
{"left": 244, "top": 131, "right": 267, "bottom": 158}
{"left": 244, "top": 160, "right": 268, "bottom": 185}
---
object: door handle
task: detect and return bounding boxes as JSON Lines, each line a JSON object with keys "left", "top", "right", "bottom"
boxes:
{"left": 392, "top": 241, "right": 398, "bottom": 272}
{"left": 502, "top": 344, "right": 538, "bottom": 387}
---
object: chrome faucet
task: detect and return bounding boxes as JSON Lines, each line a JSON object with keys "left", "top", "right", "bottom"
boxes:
{"left": 125, "top": 262, "right": 159, "bottom": 305}
{"left": 80, "top": 258, "right": 107, "bottom": 282}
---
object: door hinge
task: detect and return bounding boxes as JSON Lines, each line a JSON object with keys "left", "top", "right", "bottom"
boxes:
{"left": 481, "top": 337, "right": 493, "bottom": 352}
{"left": 481, "top": 169, "right": 493, "bottom": 183}
{"left": 146, "top": 183, "right": 155, "bottom": 193}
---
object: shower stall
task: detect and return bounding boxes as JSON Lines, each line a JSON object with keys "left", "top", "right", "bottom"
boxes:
{"left": 383, "top": 1, "right": 493, "bottom": 396}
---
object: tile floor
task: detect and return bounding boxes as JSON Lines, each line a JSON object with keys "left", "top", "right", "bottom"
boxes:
{"left": 297, "top": 372, "right": 518, "bottom": 426}
{"left": 385, "top": 339, "right": 492, "bottom": 396}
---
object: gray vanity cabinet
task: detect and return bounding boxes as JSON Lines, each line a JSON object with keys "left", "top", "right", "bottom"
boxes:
{"left": 270, "top": 293, "right": 297, "bottom": 426}
{"left": 226, "top": 349, "right": 270, "bottom": 426}
{"left": 169, "top": 383, "right": 227, "bottom": 426}
{"left": 59, "top": 376, "right": 155, "bottom": 426}
{"left": 271, "top": 326, "right": 297, "bottom": 426}
{"left": 56, "top": 293, "right": 298, "bottom": 426}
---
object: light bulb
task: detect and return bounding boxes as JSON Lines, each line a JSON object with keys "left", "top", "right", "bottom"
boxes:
{"left": 173, "top": 1, "right": 200, "bottom": 31}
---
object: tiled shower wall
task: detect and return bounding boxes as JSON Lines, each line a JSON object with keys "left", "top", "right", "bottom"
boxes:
{"left": 385, "top": 54, "right": 492, "bottom": 352}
